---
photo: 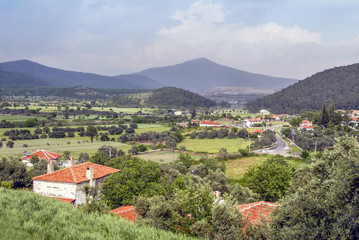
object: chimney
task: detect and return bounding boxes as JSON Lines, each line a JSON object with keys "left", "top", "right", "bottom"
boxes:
{"left": 86, "top": 166, "right": 94, "bottom": 179}
{"left": 214, "top": 191, "right": 221, "bottom": 199}
{"left": 69, "top": 156, "right": 75, "bottom": 166}
{"left": 47, "top": 160, "right": 54, "bottom": 174}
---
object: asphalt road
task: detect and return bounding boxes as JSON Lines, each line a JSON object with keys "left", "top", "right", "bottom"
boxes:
{"left": 254, "top": 134, "right": 292, "bottom": 156}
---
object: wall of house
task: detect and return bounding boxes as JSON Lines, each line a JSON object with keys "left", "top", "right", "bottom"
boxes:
{"left": 33, "top": 180, "right": 77, "bottom": 199}
{"left": 75, "top": 176, "right": 111, "bottom": 206}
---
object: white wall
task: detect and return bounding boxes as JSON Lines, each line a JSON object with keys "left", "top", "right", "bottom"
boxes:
{"left": 33, "top": 180, "right": 77, "bottom": 199}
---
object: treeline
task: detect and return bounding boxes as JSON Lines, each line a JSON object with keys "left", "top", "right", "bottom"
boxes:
{"left": 247, "top": 63, "right": 359, "bottom": 113}
{"left": 147, "top": 87, "right": 216, "bottom": 108}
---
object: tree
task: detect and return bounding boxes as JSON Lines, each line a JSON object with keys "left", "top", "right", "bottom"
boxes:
{"left": 78, "top": 152, "right": 90, "bottom": 163}
{"left": 6, "top": 141, "right": 14, "bottom": 148}
{"left": 86, "top": 126, "right": 98, "bottom": 143}
{"left": 240, "top": 155, "right": 293, "bottom": 201}
{"left": 0, "top": 157, "right": 29, "bottom": 188}
{"left": 270, "top": 137, "right": 359, "bottom": 239}
{"left": 128, "top": 145, "right": 139, "bottom": 155}
{"left": 102, "top": 156, "right": 169, "bottom": 208}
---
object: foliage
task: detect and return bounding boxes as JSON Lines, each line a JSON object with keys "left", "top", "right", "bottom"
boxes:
{"left": 0, "top": 189, "right": 191, "bottom": 240}
{"left": 270, "top": 137, "right": 359, "bottom": 239}
{"left": 86, "top": 126, "right": 98, "bottom": 143}
{"left": 102, "top": 156, "right": 170, "bottom": 208}
{"left": 247, "top": 63, "right": 359, "bottom": 113}
{"left": 240, "top": 155, "right": 293, "bottom": 201}
{"left": 0, "top": 157, "right": 29, "bottom": 188}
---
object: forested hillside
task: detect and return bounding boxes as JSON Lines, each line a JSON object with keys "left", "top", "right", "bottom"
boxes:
{"left": 146, "top": 87, "right": 216, "bottom": 108}
{"left": 246, "top": 63, "right": 359, "bottom": 113}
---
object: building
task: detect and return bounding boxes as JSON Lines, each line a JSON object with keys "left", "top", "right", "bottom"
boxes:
{"left": 199, "top": 120, "right": 221, "bottom": 127}
{"left": 300, "top": 120, "right": 314, "bottom": 130}
{"left": 238, "top": 201, "right": 280, "bottom": 225}
{"left": 248, "top": 129, "right": 264, "bottom": 135}
{"left": 21, "top": 149, "right": 62, "bottom": 167}
{"left": 32, "top": 162, "right": 120, "bottom": 206}
{"left": 260, "top": 110, "right": 270, "bottom": 115}
{"left": 244, "top": 118, "right": 263, "bottom": 127}
{"left": 110, "top": 205, "right": 137, "bottom": 221}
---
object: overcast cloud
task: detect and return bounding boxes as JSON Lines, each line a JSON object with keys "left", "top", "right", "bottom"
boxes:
{"left": 0, "top": 0, "right": 358, "bottom": 79}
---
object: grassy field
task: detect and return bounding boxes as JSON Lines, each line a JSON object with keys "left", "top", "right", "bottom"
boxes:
{"left": 225, "top": 154, "right": 307, "bottom": 179}
{"left": 0, "top": 138, "right": 131, "bottom": 158}
{"left": 180, "top": 138, "right": 249, "bottom": 153}
{"left": 139, "top": 150, "right": 203, "bottom": 163}
{"left": 0, "top": 115, "right": 47, "bottom": 122}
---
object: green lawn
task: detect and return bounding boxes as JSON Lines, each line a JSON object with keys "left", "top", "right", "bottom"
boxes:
{"left": 0, "top": 115, "right": 47, "bottom": 122}
{"left": 180, "top": 138, "right": 249, "bottom": 153}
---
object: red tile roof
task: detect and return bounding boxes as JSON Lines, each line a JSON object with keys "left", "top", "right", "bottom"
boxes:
{"left": 249, "top": 129, "right": 264, "bottom": 134}
{"left": 21, "top": 149, "right": 62, "bottom": 160}
{"left": 200, "top": 120, "right": 220, "bottom": 125}
{"left": 50, "top": 197, "right": 75, "bottom": 204}
{"left": 247, "top": 118, "right": 262, "bottom": 122}
{"left": 238, "top": 201, "right": 280, "bottom": 224}
{"left": 110, "top": 205, "right": 137, "bottom": 221}
{"left": 32, "top": 162, "right": 120, "bottom": 184}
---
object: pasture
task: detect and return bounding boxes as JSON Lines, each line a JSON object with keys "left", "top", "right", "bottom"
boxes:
{"left": 180, "top": 138, "right": 249, "bottom": 153}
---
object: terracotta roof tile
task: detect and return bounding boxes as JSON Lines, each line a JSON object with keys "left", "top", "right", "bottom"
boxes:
{"left": 32, "top": 162, "right": 120, "bottom": 184}
{"left": 110, "top": 205, "right": 137, "bottom": 221}
{"left": 50, "top": 197, "right": 75, "bottom": 204}
{"left": 200, "top": 120, "right": 220, "bottom": 125}
{"left": 238, "top": 201, "right": 280, "bottom": 224}
{"left": 21, "top": 149, "right": 62, "bottom": 160}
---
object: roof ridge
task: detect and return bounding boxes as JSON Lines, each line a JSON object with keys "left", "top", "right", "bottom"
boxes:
{"left": 69, "top": 166, "right": 77, "bottom": 183}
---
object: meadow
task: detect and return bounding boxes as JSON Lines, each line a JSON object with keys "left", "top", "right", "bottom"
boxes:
{"left": 180, "top": 138, "right": 249, "bottom": 153}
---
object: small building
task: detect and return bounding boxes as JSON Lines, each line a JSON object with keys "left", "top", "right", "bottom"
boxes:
{"left": 32, "top": 162, "right": 120, "bottom": 206}
{"left": 248, "top": 129, "right": 264, "bottom": 135}
{"left": 199, "top": 120, "right": 221, "bottom": 127}
{"left": 349, "top": 116, "right": 359, "bottom": 127}
{"left": 244, "top": 118, "right": 263, "bottom": 127}
{"left": 300, "top": 120, "right": 314, "bottom": 131}
{"left": 260, "top": 110, "right": 270, "bottom": 115}
{"left": 110, "top": 205, "right": 137, "bottom": 221}
{"left": 238, "top": 201, "right": 280, "bottom": 225}
{"left": 21, "top": 149, "right": 62, "bottom": 167}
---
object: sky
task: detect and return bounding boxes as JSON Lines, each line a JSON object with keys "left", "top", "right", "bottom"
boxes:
{"left": 1, "top": 0, "right": 359, "bottom": 79}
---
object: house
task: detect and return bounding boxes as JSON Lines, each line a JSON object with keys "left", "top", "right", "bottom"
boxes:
{"left": 238, "top": 201, "right": 280, "bottom": 225}
{"left": 300, "top": 120, "right": 314, "bottom": 130}
{"left": 270, "top": 115, "right": 283, "bottom": 121}
{"left": 260, "top": 110, "right": 270, "bottom": 115}
{"left": 248, "top": 129, "right": 264, "bottom": 135}
{"left": 244, "top": 118, "right": 263, "bottom": 127}
{"left": 349, "top": 116, "right": 359, "bottom": 127}
{"left": 199, "top": 120, "right": 221, "bottom": 127}
{"left": 110, "top": 205, "right": 137, "bottom": 221}
{"left": 21, "top": 149, "right": 62, "bottom": 167}
{"left": 32, "top": 161, "right": 120, "bottom": 206}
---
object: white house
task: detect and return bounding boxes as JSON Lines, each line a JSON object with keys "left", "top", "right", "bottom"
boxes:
{"left": 199, "top": 120, "right": 221, "bottom": 127}
{"left": 244, "top": 118, "right": 263, "bottom": 127}
{"left": 260, "top": 110, "right": 270, "bottom": 115}
{"left": 300, "top": 120, "right": 314, "bottom": 131}
{"left": 32, "top": 161, "right": 120, "bottom": 205}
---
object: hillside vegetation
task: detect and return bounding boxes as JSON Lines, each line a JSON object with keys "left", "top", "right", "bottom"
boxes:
{"left": 0, "top": 189, "right": 190, "bottom": 240}
{"left": 147, "top": 87, "right": 216, "bottom": 108}
{"left": 246, "top": 63, "right": 359, "bottom": 113}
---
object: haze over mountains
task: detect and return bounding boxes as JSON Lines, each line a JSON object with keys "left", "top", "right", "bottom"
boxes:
{"left": 0, "top": 58, "right": 297, "bottom": 93}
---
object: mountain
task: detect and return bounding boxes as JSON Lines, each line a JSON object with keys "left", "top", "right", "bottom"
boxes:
{"left": 146, "top": 87, "right": 216, "bottom": 108}
{"left": 0, "top": 69, "right": 48, "bottom": 86}
{"left": 246, "top": 63, "right": 359, "bottom": 114}
{"left": 137, "top": 58, "right": 298, "bottom": 92}
{"left": 0, "top": 60, "right": 161, "bottom": 89}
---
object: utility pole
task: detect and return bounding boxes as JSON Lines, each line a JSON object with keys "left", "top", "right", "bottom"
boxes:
{"left": 248, "top": 134, "right": 250, "bottom": 153}
{"left": 315, "top": 140, "right": 317, "bottom": 160}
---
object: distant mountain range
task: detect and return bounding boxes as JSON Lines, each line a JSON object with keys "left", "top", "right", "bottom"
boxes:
{"left": 246, "top": 63, "right": 359, "bottom": 113}
{"left": 0, "top": 58, "right": 298, "bottom": 92}
{"left": 137, "top": 58, "right": 298, "bottom": 92}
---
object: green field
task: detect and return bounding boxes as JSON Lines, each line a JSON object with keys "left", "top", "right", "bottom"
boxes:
{"left": 0, "top": 115, "right": 47, "bottom": 122}
{"left": 0, "top": 138, "right": 131, "bottom": 158}
{"left": 139, "top": 150, "right": 202, "bottom": 163}
{"left": 225, "top": 154, "right": 307, "bottom": 179}
{"left": 180, "top": 138, "right": 249, "bottom": 153}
